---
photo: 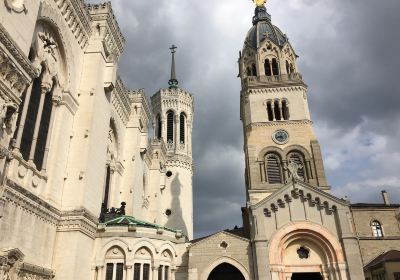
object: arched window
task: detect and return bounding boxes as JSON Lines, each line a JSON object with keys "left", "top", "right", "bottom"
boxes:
{"left": 274, "top": 100, "right": 281, "bottom": 121}
{"left": 282, "top": 99, "right": 290, "bottom": 120}
{"left": 166, "top": 111, "right": 174, "bottom": 143}
{"left": 288, "top": 152, "right": 306, "bottom": 181}
{"left": 180, "top": 113, "right": 186, "bottom": 144}
{"left": 156, "top": 114, "right": 162, "bottom": 139}
{"left": 286, "top": 60, "right": 290, "bottom": 74}
{"left": 264, "top": 59, "right": 272, "bottom": 76}
{"left": 266, "top": 153, "right": 283, "bottom": 184}
{"left": 266, "top": 101, "right": 273, "bottom": 121}
{"left": 14, "top": 21, "right": 66, "bottom": 172}
{"left": 371, "top": 221, "right": 383, "bottom": 237}
{"left": 246, "top": 67, "right": 251, "bottom": 77}
{"left": 134, "top": 247, "right": 152, "bottom": 280}
{"left": 251, "top": 64, "right": 257, "bottom": 76}
{"left": 159, "top": 250, "right": 173, "bottom": 280}
{"left": 207, "top": 263, "right": 245, "bottom": 280}
{"left": 272, "top": 58, "right": 279, "bottom": 76}
{"left": 105, "top": 246, "right": 126, "bottom": 280}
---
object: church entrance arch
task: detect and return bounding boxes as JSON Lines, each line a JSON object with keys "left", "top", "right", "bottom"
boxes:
{"left": 207, "top": 263, "right": 245, "bottom": 280}
{"left": 268, "top": 223, "right": 349, "bottom": 280}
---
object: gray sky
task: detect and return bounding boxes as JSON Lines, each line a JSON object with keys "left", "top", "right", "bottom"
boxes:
{"left": 95, "top": 0, "right": 400, "bottom": 238}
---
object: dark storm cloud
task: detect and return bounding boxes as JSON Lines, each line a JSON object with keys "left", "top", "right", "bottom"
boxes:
{"left": 90, "top": 0, "right": 400, "bottom": 237}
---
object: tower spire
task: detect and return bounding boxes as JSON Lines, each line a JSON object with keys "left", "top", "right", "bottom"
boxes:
{"left": 168, "top": 44, "right": 179, "bottom": 89}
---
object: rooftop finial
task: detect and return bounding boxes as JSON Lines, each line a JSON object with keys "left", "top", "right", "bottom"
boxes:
{"left": 168, "top": 45, "right": 178, "bottom": 89}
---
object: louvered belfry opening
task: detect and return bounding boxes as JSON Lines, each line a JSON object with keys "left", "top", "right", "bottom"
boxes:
{"left": 288, "top": 152, "right": 306, "bottom": 181}
{"left": 167, "top": 110, "right": 174, "bottom": 142}
{"left": 180, "top": 113, "right": 186, "bottom": 144}
{"left": 266, "top": 153, "right": 283, "bottom": 184}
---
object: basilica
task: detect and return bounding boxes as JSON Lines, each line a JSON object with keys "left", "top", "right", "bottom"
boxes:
{"left": 0, "top": 1, "right": 399, "bottom": 280}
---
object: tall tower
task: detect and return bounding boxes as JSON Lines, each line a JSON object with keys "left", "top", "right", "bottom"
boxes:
{"left": 239, "top": 5, "right": 329, "bottom": 205}
{"left": 151, "top": 46, "right": 194, "bottom": 239}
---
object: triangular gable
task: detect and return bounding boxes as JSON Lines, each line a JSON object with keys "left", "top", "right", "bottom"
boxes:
{"left": 251, "top": 179, "right": 348, "bottom": 212}
{"left": 189, "top": 230, "right": 249, "bottom": 248}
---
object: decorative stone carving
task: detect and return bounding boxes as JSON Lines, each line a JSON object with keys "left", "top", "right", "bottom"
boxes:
{"left": 4, "top": 0, "right": 26, "bottom": 13}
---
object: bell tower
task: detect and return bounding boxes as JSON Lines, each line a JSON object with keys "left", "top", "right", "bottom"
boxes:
{"left": 151, "top": 46, "right": 194, "bottom": 239}
{"left": 239, "top": 5, "right": 329, "bottom": 204}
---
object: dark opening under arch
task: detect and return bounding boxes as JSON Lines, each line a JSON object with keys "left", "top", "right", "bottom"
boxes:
{"left": 291, "top": 273, "right": 322, "bottom": 280}
{"left": 207, "top": 263, "right": 245, "bottom": 280}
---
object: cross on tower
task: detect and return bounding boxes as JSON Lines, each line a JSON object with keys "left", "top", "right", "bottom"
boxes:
{"left": 170, "top": 44, "right": 177, "bottom": 54}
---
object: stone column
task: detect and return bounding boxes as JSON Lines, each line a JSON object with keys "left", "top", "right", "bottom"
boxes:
{"left": 152, "top": 263, "right": 159, "bottom": 280}
{"left": 28, "top": 82, "right": 52, "bottom": 164}
{"left": 279, "top": 100, "right": 283, "bottom": 121}
{"left": 174, "top": 115, "right": 179, "bottom": 151}
{"left": 271, "top": 102, "right": 276, "bottom": 121}
{"left": 269, "top": 61, "right": 273, "bottom": 77}
{"left": 41, "top": 95, "right": 61, "bottom": 172}
{"left": 126, "top": 265, "right": 133, "bottom": 280}
{"left": 14, "top": 82, "right": 34, "bottom": 152}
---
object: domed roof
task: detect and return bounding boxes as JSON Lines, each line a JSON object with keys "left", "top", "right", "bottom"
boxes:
{"left": 244, "top": 6, "right": 288, "bottom": 49}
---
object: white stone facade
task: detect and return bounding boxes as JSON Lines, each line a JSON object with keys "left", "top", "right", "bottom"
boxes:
{"left": 0, "top": 2, "right": 399, "bottom": 280}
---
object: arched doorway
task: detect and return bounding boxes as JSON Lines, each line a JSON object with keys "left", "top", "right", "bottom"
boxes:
{"left": 207, "top": 263, "right": 245, "bottom": 280}
{"left": 269, "top": 223, "right": 349, "bottom": 280}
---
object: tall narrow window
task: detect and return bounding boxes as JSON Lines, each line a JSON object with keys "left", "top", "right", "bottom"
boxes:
{"left": 134, "top": 264, "right": 141, "bottom": 280}
{"left": 143, "top": 264, "right": 150, "bottom": 280}
{"left": 20, "top": 71, "right": 44, "bottom": 161}
{"left": 288, "top": 152, "right": 306, "bottom": 181}
{"left": 167, "top": 111, "right": 174, "bottom": 142}
{"left": 282, "top": 100, "right": 290, "bottom": 120}
{"left": 272, "top": 58, "right": 279, "bottom": 75}
{"left": 180, "top": 113, "right": 186, "bottom": 144}
{"left": 103, "top": 165, "right": 111, "bottom": 209}
{"left": 286, "top": 60, "right": 290, "bottom": 74}
{"left": 116, "top": 263, "right": 124, "bottom": 280}
{"left": 156, "top": 114, "right": 162, "bottom": 139}
{"left": 290, "top": 63, "right": 294, "bottom": 74}
{"left": 266, "top": 153, "right": 283, "bottom": 184}
{"left": 274, "top": 100, "right": 281, "bottom": 121}
{"left": 158, "top": 265, "right": 163, "bottom": 280}
{"left": 251, "top": 64, "right": 257, "bottom": 76}
{"left": 34, "top": 88, "right": 54, "bottom": 170}
{"left": 164, "top": 266, "right": 169, "bottom": 280}
{"left": 372, "top": 221, "right": 383, "bottom": 237}
{"left": 264, "top": 59, "right": 272, "bottom": 76}
{"left": 105, "top": 263, "right": 113, "bottom": 280}
{"left": 267, "top": 101, "right": 273, "bottom": 121}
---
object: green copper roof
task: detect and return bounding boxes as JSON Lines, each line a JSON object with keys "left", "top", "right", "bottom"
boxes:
{"left": 102, "top": 215, "right": 179, "bottom": 233}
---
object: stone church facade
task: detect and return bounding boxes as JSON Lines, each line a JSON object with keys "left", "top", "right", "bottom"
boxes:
{"left": 0, "top": 1, "right": 399, "bottom": 280}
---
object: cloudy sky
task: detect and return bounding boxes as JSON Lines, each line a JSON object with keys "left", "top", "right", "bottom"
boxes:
{"left": 91, "top": 0, "right": 400, "bottom": 238}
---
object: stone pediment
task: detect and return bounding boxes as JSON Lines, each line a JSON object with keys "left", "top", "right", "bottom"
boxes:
{"left": 251, "top": 179, "right": 349, "bottom": 217}
{"left": 189, "top": 230, "right": 249, "bottom": 248}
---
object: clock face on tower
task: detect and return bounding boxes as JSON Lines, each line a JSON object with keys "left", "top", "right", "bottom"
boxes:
{"left": 272, "top": 129, "right": 289, "bottom": 144}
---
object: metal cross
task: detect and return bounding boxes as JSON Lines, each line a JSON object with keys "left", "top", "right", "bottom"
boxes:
{"left": 170, "top": 44, "right": 177, "bottom": 54}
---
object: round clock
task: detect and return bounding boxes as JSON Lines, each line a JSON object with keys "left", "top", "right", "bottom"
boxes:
{"left": 272, "top": 130, "right": 289, "bottom": 144}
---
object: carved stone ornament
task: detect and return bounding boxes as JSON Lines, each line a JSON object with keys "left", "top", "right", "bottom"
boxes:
{"left": 4, "top": 0, "right": 27, "bottom": 13}
{"left": 286, "top": 159, "right": 303, "bottom": 180}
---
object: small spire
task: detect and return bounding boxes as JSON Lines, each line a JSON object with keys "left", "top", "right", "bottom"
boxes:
{"left": 168, "top": 45, "right": 179, "bottom": 89}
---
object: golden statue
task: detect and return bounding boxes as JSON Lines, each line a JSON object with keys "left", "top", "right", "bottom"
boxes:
{"left": 253, "top": 0, "right": 267, "bottom": 6}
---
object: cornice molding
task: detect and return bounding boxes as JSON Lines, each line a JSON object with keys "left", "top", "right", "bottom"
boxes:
{"left": 246, "top": 120, "right": 313, "bottom": 130}
{"left": 87, "top": 2, "right": 125, "bottom": 59}
{"left": 53, "top": 0, "right": 92, "bottom": 49}
{"left": 4, "top": 180, "right": 60, "bottom": 225}
{"left": 242, "top": 85, "right": 306, "bottom": 96}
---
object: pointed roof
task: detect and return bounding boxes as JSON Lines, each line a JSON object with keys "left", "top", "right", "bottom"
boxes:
{"left": 103, "top": 215, "right": 179, "bottom": 233}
